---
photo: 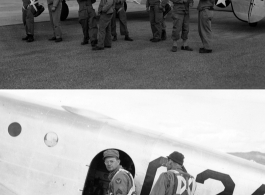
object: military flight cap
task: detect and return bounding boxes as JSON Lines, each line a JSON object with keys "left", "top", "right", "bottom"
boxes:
{"left": 103, "top": 149, "right": 119, "bottom": 159}
{"left": 167, "top": 151, "right": 184, "bottom": 166}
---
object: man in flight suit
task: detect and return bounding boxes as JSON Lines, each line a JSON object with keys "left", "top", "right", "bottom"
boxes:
{"left": 103, "top": 149, "right": 136, "bottom": 195}
{"left": 197, "top": 0, "right": 214, "bottom": 53}
{"left": 150, "top": 151, "right": 196, "bottom": 195}
{"left": 93, "top": 0, "right": 115, "bottom": 50}
{"left": 47, "top": 0, "right": 63, "bottom": 42}
{"left": 146, "top": 0, "right": 165, "bottom": 42}
{"left": 22, "top": 0, "right": 35, "bottom": 42}
{"left": 77, "top": 0, "right": 98, "bottom": 46}
{"left": 170, "top": 0, "right": 193, "bottom": 52}
{"left": 111, "top": 0, "right": 133, "bottom": 42}
{"left": 161, "top": 3, "right": 171, "bottom": 41}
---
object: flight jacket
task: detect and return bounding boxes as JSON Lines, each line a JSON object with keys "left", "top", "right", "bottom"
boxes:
{"left": 47, "top": 0, "right": 62, "bottom": 8}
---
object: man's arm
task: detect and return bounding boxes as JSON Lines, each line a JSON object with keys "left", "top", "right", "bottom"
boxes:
{"left": 102, "top": 0, "right": 113, "bottom": 12}
{"left": 146, "top": 0, "right": 150, "bottom": 11}
{"left": 112, "top": 173, "right": 130, "bottom": 195}
{"left": 53, "top": 0, "right": 60, "bottom": 8}
{"left": 160, "top": 0, "right": 169, "bottom": 10}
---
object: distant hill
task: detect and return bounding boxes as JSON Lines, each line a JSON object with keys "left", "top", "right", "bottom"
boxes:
{"left": 229, "top": 151, "right": 265, "bottom": 166}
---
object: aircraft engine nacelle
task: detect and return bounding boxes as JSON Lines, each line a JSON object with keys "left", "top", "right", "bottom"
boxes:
{"left": 215, "top": 0, "right": 231, "bottom": 8}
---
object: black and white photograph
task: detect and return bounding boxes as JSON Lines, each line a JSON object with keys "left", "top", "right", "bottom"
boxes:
{"left": 0, "top": 90, "right": 265, "bottom": 195}
{"left": 1, "top": 0, "right": 265, "bottom": 193}
{"left": 1, "top": 0, "right": 265, "bottom": 88}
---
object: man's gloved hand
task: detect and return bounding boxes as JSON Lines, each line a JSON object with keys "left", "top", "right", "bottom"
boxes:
{"left": 146, "top": 7, "right": 149, "bottom": 12}
{"left": 51, "top": 6, "right": 56, "bottom": 11}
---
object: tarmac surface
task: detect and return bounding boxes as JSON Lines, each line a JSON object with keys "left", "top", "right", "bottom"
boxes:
{"left": 1, "top": 1, "right": 265, "bottom": 88}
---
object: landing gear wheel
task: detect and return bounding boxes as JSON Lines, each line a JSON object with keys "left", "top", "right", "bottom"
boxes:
{"left": 60, "top": 0, "right": 69, "bottom": 21}
{"left": 249, "top": 22, "right": 258, "bottom": 27}
{"left": 124, "top": 1, "right": 127, "bottom": 11}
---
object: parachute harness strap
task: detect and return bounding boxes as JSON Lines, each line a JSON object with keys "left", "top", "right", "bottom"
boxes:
{"left": 30, "top": 0, "right": 39, "bottom": 11}
{"left": 111, "top": 168, "right": 136, "bottom": 195}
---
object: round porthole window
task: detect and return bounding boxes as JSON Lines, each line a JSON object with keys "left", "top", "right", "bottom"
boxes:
{"left": 8, "top": 122, "right": 22, "bottom": 137}
{"left": 44, "top": 132, "right": 58, "bottom": 147}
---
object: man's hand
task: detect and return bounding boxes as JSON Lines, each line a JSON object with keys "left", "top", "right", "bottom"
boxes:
{"left": 159, "top": 5, "right": 164, "bottom": 11}
{"left": 51, "top": 6, "right": 56, "bottom": 11}
{"left": 146, "top": 7, "right": 149, "bottom": 12}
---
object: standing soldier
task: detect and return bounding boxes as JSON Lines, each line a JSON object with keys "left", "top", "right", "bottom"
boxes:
{"left": 161, "top": 3, "right": 171, "bottom": 41}
{"left": 170, "top": 0, "right": 193, "bottom": 52}
{"left": 103, "top": 149, "right": 136, "bottom": 195}
{"left": 47, "top": 0, "right": 63, "bottom": 42}
{"left": 150, "top": 151, "right": 196, "bottom": 195}
{"left": 111, "top": 0, "right": 133, "bottom": 42}
{"left": 77, "top": 0, "right": 98, "bottom": 46}
{"left": 197, "top": 0, "right": 214, "bottom": 53}
{"left": 22, "top": 0, "right": 35, "bottom": 42}
{"left": 146, "top": 0, "right": 165, "bottom": 42}
{"left": 93, "top": 0, "right": 115, "bottom": 50}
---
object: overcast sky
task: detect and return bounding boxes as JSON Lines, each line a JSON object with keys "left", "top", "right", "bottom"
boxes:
{"left": 3, "top": 90, "right": 265, "bottom": 153}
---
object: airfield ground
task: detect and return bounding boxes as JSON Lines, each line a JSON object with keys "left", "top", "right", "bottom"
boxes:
{"left": 1, "top": 1, "right": 265, "bottom": 88}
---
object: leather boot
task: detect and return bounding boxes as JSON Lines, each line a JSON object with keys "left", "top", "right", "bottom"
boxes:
{"left": 161, "top": 30, "right": 167, "bottom": 41}
{"left": 125, "top": 35, "right": 133, "bottom": 41}
{"left": 27, "top": 34, "right": 34, "bottom": 42}
{"left": 112, "top": 35, "right": 117, "bottom": 41}
{"left": 81, "top": 38, "right": 89, "bottom": 45}
{"left": 22, "top": 34, "right": 29, "bottom": 41}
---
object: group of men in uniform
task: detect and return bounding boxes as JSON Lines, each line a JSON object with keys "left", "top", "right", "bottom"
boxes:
{"left": 146, "top": 0, "right": 214, "bottom": 53}
{"left": 88, "top": 0, "right": 134, "bottom": 50}
{"left": 21, "top": 0, "right": 133, "bottom": 49}
{"left": 102, "top": 149, "right": 196, "bottom": 195}
{"left": 22, "top": 0, "right": 214, "bottom": 53}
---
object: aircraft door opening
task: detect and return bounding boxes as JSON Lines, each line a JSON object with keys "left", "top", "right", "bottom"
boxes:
{"left": 82, "top": 149, "right": 135, "bottom": 195}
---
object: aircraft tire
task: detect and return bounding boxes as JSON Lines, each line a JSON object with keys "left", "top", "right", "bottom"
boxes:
{"left": 249, "top": 22, "right": 258, "bottom": 27}
{"left": 124, "top": 2, "right": 127, "bottom": 12}
{"left": 60, "top": 0, "right": 69, "bottom": 21}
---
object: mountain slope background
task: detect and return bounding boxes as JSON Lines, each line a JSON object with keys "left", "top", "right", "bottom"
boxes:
{"left": 229, "top": 151, "right": 265, "bottom": 166}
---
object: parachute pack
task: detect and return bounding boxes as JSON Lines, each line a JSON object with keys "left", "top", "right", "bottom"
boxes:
{"left": 23, "top": 0, "right": 45, "bottom": 17}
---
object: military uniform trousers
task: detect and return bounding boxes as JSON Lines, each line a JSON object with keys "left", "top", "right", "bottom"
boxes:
{"left": 22, "top": 7, "right": 34, "bottom": 35}
{"left": 171, "top": 11, "right": 190, "bottom": 41}
{"left": 48, "top": 2, "right": 62, "bottom": 38}
{"left": 162, "top": 19, "right": 166, "bottom": 31}
{"left": 111, "top": 3, "right": 129, "bottom": 36}
{"left": 161, "top": 18, "right": 166, "bottom": 38}
{"left": 79, "top": 6, "right": 98, "bottom": 42}
{"left": 149, "top": 5, "right": 163, "bottom": 39}
{"left": 198, "top": 9, "right": 213, "bottom": 50}
{"left": 97, "top": 13, "right": 113, "bottom": 48}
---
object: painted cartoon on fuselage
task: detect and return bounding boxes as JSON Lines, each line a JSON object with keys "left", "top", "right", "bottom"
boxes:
{"left": 0, "top": 94, "right": 265, "bottom": 195}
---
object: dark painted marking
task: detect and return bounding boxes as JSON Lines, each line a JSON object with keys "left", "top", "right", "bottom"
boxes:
{"left": 140, "top": 157, "right": 167, "bottom": 195}
{"left": 252, "top": 184, "right": 265, "bottom": 195}
{"left": 196, "top": 169, "right": 235, "bottom": 195}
